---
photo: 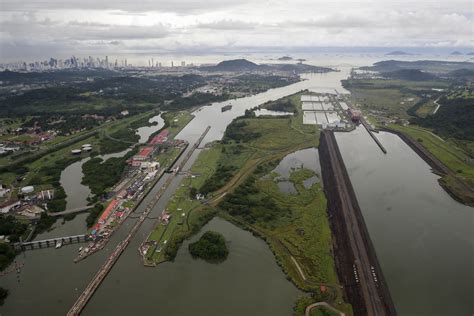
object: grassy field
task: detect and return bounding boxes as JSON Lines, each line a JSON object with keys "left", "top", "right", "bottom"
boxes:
{"left": 145, "top": 145, "right": 223, "bottom": 264}
{"left": 162, "top": 111, "right": 194, "bottom": 139}
{"left": 344, "top": 78, "right": 449, "bottom": 119}
{"left": 415, "top": 99, "right": 437, "bottom": 118}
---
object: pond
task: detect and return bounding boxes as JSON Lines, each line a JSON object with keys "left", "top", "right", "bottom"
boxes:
{"left": 272, "top": 147, "right": 321, "bottom": 194}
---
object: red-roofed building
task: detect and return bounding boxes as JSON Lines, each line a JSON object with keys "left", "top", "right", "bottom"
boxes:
{"left": 97, "top": 199, "right": 119, "bottom": 226}
{"left": 131, "top": 147, "right": 154, "bottom": 165}
{"left": 149, "top": 129, "right": 169, "bottom": 145}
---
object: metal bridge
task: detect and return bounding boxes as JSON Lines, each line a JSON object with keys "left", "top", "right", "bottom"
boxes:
{"left": 14, "top": 234, "right": 90, "bottom": 251}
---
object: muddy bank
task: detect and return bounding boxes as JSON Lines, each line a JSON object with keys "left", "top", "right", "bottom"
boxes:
{"left": 382, "top": 128, "right": 474, "bottom": 206}
{"left": 319, "top": 130, "right": 396, "bottom": 316}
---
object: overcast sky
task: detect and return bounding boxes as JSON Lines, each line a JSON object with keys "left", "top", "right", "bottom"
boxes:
{"left": 0, "top": 0, "right": 473, "bottom": 60}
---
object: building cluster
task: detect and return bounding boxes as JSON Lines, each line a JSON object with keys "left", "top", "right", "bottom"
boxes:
{"left": 0, "top": 126, "right": 58, "bottom": 149}
{"left": 0, "top": 55, "right": 192, "bottom": 72}
{"left": 0, "top": 184, "right": 55, "bottom": 218}
{"left": 79, "top": 127, "right": 187, "bottom": 257}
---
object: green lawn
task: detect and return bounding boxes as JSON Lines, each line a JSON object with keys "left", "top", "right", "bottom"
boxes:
{"left": 344, "top": 78, "right": 449, "bottom": 119}
{"left": 415, "top": 100, "right": 437, "bottom": 118}
{"left": 259, "top": 168, "right": 337, "bottom": 286}
{"left": 146, "top": 146, "right": 222, "bottom": 264}
{"left": 163, "top": 111, "right": 194, "bottom": 138}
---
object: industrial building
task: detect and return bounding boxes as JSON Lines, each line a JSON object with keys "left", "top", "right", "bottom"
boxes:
{"left": 301, "top": 94, "right": 344, "bottom": 127}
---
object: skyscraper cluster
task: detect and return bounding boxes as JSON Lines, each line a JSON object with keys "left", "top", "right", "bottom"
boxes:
{"left": 0, "top": 56, "right": 192, "bottom": 72}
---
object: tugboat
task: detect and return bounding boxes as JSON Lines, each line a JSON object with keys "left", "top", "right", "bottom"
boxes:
{"left": 221, "top": 104, "right": 232, "bottom": 112}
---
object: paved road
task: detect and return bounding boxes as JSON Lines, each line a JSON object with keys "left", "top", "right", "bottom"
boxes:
{"left": 305, "top": 302, "right": 346, "bottom": 316}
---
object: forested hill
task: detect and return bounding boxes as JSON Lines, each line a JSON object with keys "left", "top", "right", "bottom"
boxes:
{"left": 202, "top": 59, "right": 260, "bottom": 71}
{"left": 0, "top": 69, "right": 119, "bottom": 85}
{"left": 362, "top": 60, "right": 474, "bottom": 74}
{"left": 200, "top": 59, "right": 334, "bottom": 73}
{"left": 381, "top": 69, "right": 438, "bottom": 81}
{"left": 415, "top": 96, "right": 474, "bottom": 141}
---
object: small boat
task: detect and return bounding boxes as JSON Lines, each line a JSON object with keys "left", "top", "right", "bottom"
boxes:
{"left": 78, "top": 246, "right": 83, "bottom": 252}
{"left": 55, "top": 241, "right": 63, "bottom": 249}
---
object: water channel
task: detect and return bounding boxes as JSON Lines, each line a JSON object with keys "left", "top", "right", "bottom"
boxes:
{"left": 1, "top": 65, "right": 472, "bottom": 316}
{"left": 1, "top": 71, "right": 348, "bottom": 315}
{"left": 335, "top": 127, "right": 473, "bottom": 316}
{"left": 59, "top": 113, "right": 165, "bottom": 210}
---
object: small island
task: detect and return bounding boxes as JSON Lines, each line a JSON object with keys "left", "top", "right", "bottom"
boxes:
{"left": 385, "top": 50, "right": 413, "bottom": 56}
{"left": 188, "top": 231, "right": 229, "bottom": 262}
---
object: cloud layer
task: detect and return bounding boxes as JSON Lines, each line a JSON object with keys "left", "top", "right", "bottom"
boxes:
{"left": 1, "top": 0, "right": 472, "bottom": 60}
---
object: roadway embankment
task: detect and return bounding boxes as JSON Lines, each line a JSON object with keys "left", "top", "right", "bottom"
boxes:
{"left": 319, "top": 130, "right": 396, "bottom": 316}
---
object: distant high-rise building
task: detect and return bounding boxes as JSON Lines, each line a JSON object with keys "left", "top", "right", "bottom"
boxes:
{"left": 171, "top": 61, "right": 174, "bottom": 67}
{"left": 181, "top": 61, "right": 185, "bottom": 67}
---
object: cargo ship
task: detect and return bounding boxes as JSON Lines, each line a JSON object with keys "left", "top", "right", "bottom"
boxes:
{"left": 221, "top": 104, "right": 232, "bottom": 112}
{"left": 347, "top": 108, "right": 362, "bottom": 122}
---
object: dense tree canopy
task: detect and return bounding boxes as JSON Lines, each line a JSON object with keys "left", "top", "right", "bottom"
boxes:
{"left": 188, "top": 231, "right": 228, "bottom": 262}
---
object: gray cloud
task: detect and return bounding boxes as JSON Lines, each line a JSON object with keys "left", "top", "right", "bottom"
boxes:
{"left": 1, "top": 15, "right": 172, "bottom": 41}
{"left": 195, "top": 20, "right": 257, "bottom": 30}
{"left": 0, "top": 0, "right": 472, "bottom": 61}
{"left": 0, "top": 0, "right": 250, "bottom": 14}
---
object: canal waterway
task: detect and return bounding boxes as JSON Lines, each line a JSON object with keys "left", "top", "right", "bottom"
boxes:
{"left": 135, "top": 113, "right": 165, "bottom": 143}
{"left": 84, "top": 217, "right": 301, "bottom": 315}
{"left": 335, "top": 127, "right": 473, "bottom": 316}
{"left": 1, "top": 70, "right": 348, "bottom": 315}
{"left": 2, "top": 60, "right": 472, "bottom": 316}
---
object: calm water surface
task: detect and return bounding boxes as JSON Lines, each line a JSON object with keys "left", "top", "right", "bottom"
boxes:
{"left": 272, "top": 147, "right": 321, "bottom": 194}
{"left": 1, "top": 68, "right": 346, "bottom": 315}
{"left": 83, "top": 218, "right": 301, "bottom": 316}
{"left": 335, "top": 127, "right": 473, "bottom": 316}
{"left": 2, "top": 56, "right": 471, "bottom": 316}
